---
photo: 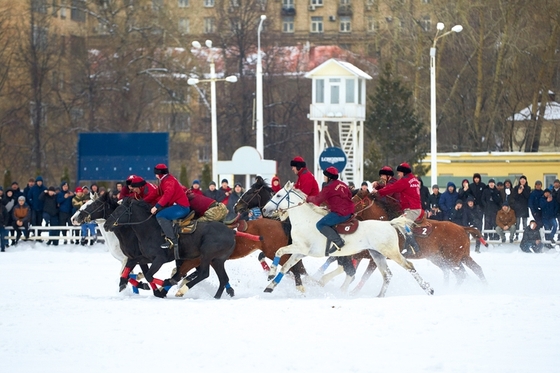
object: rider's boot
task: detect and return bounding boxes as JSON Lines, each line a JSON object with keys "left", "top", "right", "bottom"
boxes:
{"left": 405, "top": 233, "right": 421, "bottom": 255}
{"left": 157, "top": 217, "right": 178, "bottom": 249}
{"left": 319, "top": 226, "right": 345, "bottom": 255}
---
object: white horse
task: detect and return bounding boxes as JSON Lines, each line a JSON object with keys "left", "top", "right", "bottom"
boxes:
{"left": 261, "top": 182, "right": 434, "bottom": 297}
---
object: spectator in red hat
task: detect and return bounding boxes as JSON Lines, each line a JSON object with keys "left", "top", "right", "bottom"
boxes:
{"left": 130, "top": 176, "right": 159, "bottom": 206}
{"left": 372, "top": 166, "right": 401, "bottom": 213}
{"left": 151, "top": 163, "right": 190, "bottom": 249}
{"left": 290, "top": 156, "right": 319, "bottom": 197}
{"left": 307, "top": 166, "right": 354, "bottom": 255}
{"left": 371, "top": 162, "right": 422, "bottom": 254}
{"left": 271, "top": 175, "right": 282, "bottom": 193}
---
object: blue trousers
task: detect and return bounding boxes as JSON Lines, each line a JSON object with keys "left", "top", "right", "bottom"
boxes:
{"left": 156, "top": 205, "right": 191, "bottom": 220}
{"left": 81, "top": 222, "right": 97, "bottom": 237}
{"left": 316, "top": 212, "right": 352, "bottom": 230}
{"left": 542, "top": 218, "right": 557, "bottom": 240}
{"left": 0, "top": 226, "right": 5, "bottom": 250}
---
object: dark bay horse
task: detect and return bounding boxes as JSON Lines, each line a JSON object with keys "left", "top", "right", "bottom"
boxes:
{"left": 328, "top": 190, "right": 487, "bottom": 291}
{"left": 71, "top": 193, "right": 159, "bottom": 293}
{"left": 104, "top": 198, "right": 236, "bottom": 299}
{"left": 234, "top": 176, "right": 274, "bottom": 215}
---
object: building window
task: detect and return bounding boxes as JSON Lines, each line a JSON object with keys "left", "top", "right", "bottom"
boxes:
{"left": 178, "top": 0, "right": 189, "bottom": 7}
{"left": 282, "top": 17, "right": 294, "bottom": 33}
{"left": 283, "top": 0, "right": 294, "bottom": 8}
{"left": 330, "top": 85, "right": 340, "bottom": 104}
{"left": 366, "top": 16, "right": 376, "bottom": 33}
{"left": 179, "top": 18, "right": 189, "bottom": 34}
{"left": 339, "top": 16, "right": 351, "bottom": 32}
{"left": 311, "top": 16, "right": 323, "bottom": 33}
{"left": 204, "top": 0, "right": 215, "bottom": 7}
{"left": 421, "top": 0, "right": 430, "bottom": 3}
{"left": 366, "top": 0, "right": 374, "bottom": 5}
{"left": 71, "top": 0, "right": 85, "bottom": 22}
{"left": 345, "top": 79, "right": 354, "bottom": 103}
{"left": 420, "top": 16, "right": 431, "bottom": 31}
{"left": 204, "top": 17, "right": 216, "bottom": 33}
{"left": 60, "top": 0, "right": 67, "bottom": 18}
{"left": 315, "top": 79, "right": 324, "bottom": 103}
{"left": 310, "top": 0, "right": 323, "bottom": 5}
{"left": 198, "top": 145, "right": 210, "bottom": 162}
{"left": 340, "top": 0, "right": 350, "bottom": 5}
{"left": 32, "top": 0, "right": 48, "bottom": 13}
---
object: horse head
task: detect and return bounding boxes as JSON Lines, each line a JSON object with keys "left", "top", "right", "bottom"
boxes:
{"left": 262, "top": 181, "right": 306, "bottom": 218}
{"left": 71, "top": 193, "right": 118, "bottom": 225}
{"left": 234, "top": 176, "right": 274, "bottom": 214}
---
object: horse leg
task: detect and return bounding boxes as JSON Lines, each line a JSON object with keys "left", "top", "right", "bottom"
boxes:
{"left": 288, "top": 261, "right": 306, "bottom": 293}
{"left": 143, "top": 256, "right": 171, "bottom": 298}
{"left": 313, "top": 256, "right": 338, "bottom": 278}
{"left": 119, "top": 259, "right": 137, "bottom": 292}
{"left": 264, "top": 253, "right": 306, "bottom": 293}
{"left": 210, "top": 258, "right": 233, "bottom": 299}
{"left": 350, "top": 257, "right": 378, "bottom": 295}
{"left": 385, "top": 249, "right": 434, "bottom": 295}
{"left": 176, "top": 259, "right": 212, "bottom": 297}
{"left": 319, "top": 265, "right": 345, "bottom": 287}
{"left": 451, "top": 263, "right": 467, "bottom": 285}
{"left": 367, "top": 250, "right": 392, "bottom": 297}
{"left": 461, "top": 256, "right": 487, "bottom": 284}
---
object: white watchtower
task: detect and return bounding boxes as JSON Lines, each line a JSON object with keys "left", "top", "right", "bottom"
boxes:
{"left": 305, "top": 59, "right": 372, "bottom": 185}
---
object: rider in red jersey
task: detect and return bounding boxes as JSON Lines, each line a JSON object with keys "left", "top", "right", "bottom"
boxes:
{"left": 290, "top": 156, "right": 319, "bottom": 197}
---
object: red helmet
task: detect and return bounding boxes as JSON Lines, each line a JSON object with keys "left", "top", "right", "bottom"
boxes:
{"left": 290, "top": 156, "right": 306, "bottom": 169}
{"left": 323, "top": 166, "right": 339, "bottom": 180}
{"left": 154, "top": 164, "right": 169, "bottom": 175}
{"left": 130, "top": 176, "right": 146, "bottom": 188}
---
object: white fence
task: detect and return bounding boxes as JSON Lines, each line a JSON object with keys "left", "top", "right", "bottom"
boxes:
{"left": 4, "top": 226, "right": 105, "bottom": 244}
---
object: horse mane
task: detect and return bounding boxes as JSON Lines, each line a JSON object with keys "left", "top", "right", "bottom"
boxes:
{"left": 125, "top": 197, "right": 152, "bottom": 213}
{"left": 371, "top": 193, "right": 401, "bottom": 220}
{"left": 251, "top": 176, "right": 274, "bottom": 194}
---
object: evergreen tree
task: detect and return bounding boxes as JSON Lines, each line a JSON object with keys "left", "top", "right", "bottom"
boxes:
{"left": 201, "top": 164, "right": 212, "bottom": 190}
{"left": 179, "top": 164, "right": 188, "bottom": 186}
{"left": 3, "top": 170, "right": 11, "bottom": 191}
{"left": 364, "top": 63, "right": 428, "bottom": 181}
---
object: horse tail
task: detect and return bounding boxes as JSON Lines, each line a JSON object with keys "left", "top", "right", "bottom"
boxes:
{"left": 463, "top": 226, "right": 482, "bottom": 238}
{"left": 389, "top": 215, "right": 409, "bottom": 234}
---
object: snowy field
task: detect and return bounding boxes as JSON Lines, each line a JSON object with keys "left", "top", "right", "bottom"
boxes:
{"left": 1, "top": 240, "right": 560, "bottom": 373}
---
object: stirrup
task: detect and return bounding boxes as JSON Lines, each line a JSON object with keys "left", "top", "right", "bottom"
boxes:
{"left": 161, "top": 237, "right": 174, "bottom": 249}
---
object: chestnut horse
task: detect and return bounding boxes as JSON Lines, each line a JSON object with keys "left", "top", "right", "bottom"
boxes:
{"left": 319, "top": 190, "right": 486, "bottom": 292}
{"left": 176, "top": 218, "right": 313, "bottom": 294}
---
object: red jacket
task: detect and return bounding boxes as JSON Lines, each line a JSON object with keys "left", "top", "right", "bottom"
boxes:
{"left": 271, "top": 176, "right": 282, "bottom": 193}
{"left": 132, "top": 182, "right": 159, "bottom": 207}
{"left": 377, "top": 173, "right": 422, "bottom": 210}
{"left": 220, "top": 186, "right": 231, "bottom": 205}
{"left": 155, "top": 174, "right": 190, "bottom": 209}
{"left": 187, "top": 191, "right": 215, "bottom": 217}
{"left": 308, "top": 180, "right": 354, "bottom": 216}
{"left": 295, "top": 168, "right": 319, "bottom": 197}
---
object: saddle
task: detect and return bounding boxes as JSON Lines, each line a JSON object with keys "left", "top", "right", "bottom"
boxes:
{"left": 411, "top": 216, "right": 434, "bottom": 237}
{"left": 178, "top": 211, "right": 198, "bottom": 234}
{"left": 334, "top": 215, "right": 360, "bottom": 235}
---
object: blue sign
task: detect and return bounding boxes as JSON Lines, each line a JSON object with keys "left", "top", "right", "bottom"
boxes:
{"left": 319, "top": 147, "right": 347, "bottom": 172}
{"left": 78, "top": 133, "right": 169, "bottom": 181}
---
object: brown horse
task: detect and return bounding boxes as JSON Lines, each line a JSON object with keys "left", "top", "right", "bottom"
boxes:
{"left": 319, "top": 190, "right": 487, "bottom": 292}
{"left": 176, "top": 218, "right": 311, "bottom": 294}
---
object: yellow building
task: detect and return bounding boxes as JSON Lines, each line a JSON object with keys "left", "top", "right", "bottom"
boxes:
{"left": 424, "top": 152, "right": 560, "bottom": 188}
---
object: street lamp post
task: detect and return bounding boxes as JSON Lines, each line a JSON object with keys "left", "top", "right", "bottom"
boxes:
{"left": 430, "top": 22, "right": 462, "bottom": 188}
{"left": 189, "top": 40, "right": 238, "bottom": 184}
{"left": 256, "top": 14, "right": 266, "bottom": 158}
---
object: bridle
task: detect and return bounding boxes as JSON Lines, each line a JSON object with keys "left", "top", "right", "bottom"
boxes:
{"left": 265, "top": 186, "right": 306, "bottom": 215}
{"left": 108, "top": 199, "right": 153, "bottom": 227}
{"left": 80, "top": 199, "right": 109, "bottom": 223}
{"left": 352, "top": 193, "right": 375, "bottom": 216}
{"left": 235, "top": 185, "right": 268, "bottom": 211}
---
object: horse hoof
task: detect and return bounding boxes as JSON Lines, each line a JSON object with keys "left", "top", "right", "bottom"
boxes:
{"left": 264, "top": 287, "right": 273, "bottom": 293}
{"left": 296, "top": 285, "right": 305, "bottom": 293}
{"left": 267, "top": 275, "right": 274, "bottom": 281}
{"left": 226, "top": 288, "right": 235, "bottom": 297}
{"left": 175, "top": 291, "right": 184, "bottom": 297}
{"left": 119, "top": 284, "right": 127, "bottom": 292}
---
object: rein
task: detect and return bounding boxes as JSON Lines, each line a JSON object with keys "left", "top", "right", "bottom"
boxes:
{"left": 82, "top": 200, "right": 108, "bottom": 223}
{"left": 353, "top": 195, "right": 375, "bottom": 216}
{"left": 237, "top": 185, "right": 266, "bottom": 210}
{"left": 268, "top": 187, "right": 306, "bottom": 214}
{"left": 108, "top": 201, "right": 154, "bottom": 227}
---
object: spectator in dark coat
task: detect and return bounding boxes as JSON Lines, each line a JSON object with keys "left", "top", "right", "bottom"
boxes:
{"left": 458, "top": 179, "right": 470, "bottom": 202}
{"left": 225, "top": 182, "right": 244, "bottom": 221}
{"left": 539, "top": 189, "right": 558, "bottom": 243}
{"left": 449, "top": 199, "right": 467, "bottom": 227}
{"left": 428, "top": 184, "right": 443, "bottom": 221}
{"left": 39, "top": 186, "right": 60, "bottom": 245}
{"left": 204, "top": 181, "right": 226, "bottom": 202}
{"left": 511, "top": 175, "right": 531, "bottom": 239}
{"left": 439, "top": 181, "right": 458, "bottom": 221}
{"left": 418, "top": 177, "right": 430, "bottom": 213}
{"left": 0, "top": 203, "right": 7, "bottom": 251}
{"left": 27, "top": 176, "right": 46, "bottom": 229}
{"left": 2, "top": 189, "right": 16, "bottom": 227}
{"left": 10, "top": 181, "right": 23, "bottom": 201}
{"left": 520, "top": 220, "right": 544, "bottom": 253}
{"left": 465, "top": 195, "right": 484, "bottom": 252}
{"left": 57, "top": 182, "right": 75, "bottom": 244}
{"left": 468, "top": 173, "right": 486, "bottom": 206}
{"left": 481, "top": 179, "right": 502, "bottom": 240}
{"left": 502, "top": 179, "right": 514, "bottom": 207}
{"left": 22, "top": 178, "right": 34, "bottom": 201}
{"left": 529, "top": 180, "right": 544, "bottom": 228}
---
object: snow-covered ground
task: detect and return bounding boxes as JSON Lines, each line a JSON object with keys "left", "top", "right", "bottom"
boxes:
{"left": 1, "top": 240, "right": 559, "bottom": 373}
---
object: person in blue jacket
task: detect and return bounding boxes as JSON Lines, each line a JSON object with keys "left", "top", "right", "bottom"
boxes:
{"left": 439, "top": 181, "right": 458, "bottom": 221}
{"left": 57, "top": 182, "right": 75, "bottom": 244}
{"left": 26, "top": 176, "right": 47, "bottom": 238}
